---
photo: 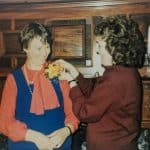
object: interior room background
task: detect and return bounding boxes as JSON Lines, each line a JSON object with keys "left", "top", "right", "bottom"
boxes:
{"left": 0, "top": 0, "right": 149, "bottom": 150}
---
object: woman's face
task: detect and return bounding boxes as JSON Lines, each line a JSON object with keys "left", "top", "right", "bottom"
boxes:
{"left": 24, "top": 36, "right": 50, "bottom": 66}
{"left": 96, "top": 36, "right": 113, "bottom": 66}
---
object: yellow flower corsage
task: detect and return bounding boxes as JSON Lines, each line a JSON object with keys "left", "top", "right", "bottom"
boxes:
{"left": 44, "top": 63, "right": 63, "bottom": 79}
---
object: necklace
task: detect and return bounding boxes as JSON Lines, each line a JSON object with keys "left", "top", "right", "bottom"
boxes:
{"left": 27, "top": 83, "right": 33, "bottom": 95}
{"left": 23, "top": 65, "right": 37, "bottom": 95}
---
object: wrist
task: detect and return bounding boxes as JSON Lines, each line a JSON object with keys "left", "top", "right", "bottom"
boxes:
{"left": 65, "top": 126, "right": 72, "bottom": 136}
{"left": 25, "top": 129, "right": 36, "bottom": 142}
{"left": 25, "top": 129, "right": 43, "bottom": 143}
{"left": 72, "top": 70, "right": 79, "bottom": 79}
{"left": 68, "top": 79, "right": 77, "bottom": 84}
{"left": 69, "top": 67, "right": 79, "bottom": 79}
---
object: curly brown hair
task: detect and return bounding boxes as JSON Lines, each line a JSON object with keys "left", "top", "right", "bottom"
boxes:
{"left": 94, "top": 15, "right": 146, "bottom": 68}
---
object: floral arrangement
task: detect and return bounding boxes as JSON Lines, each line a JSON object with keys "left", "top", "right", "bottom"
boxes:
{"left": 44, "top": 63, "right": 63, "bottom": 79}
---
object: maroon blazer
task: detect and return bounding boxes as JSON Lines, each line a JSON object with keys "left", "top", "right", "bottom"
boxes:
{"left": 70, "top": 65, "right": 142, "bottom": 150}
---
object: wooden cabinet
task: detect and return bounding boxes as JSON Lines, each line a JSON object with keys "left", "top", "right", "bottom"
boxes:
{"left": 141, "top": 79, "right": 150, "bottom": 128}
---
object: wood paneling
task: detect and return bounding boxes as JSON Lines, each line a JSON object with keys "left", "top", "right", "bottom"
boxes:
{"left": 142, "top": 80, "right": 150, "bottom": 128}
{"left": 0, "top": 1, "right": 149, "bottom": 18}
{"left": 4, "top": 32, "right": 21, "bottom": 54}
{"left": 0, "top": 20, "right": 11, "bottom": 31}
{"left": 15, "top": 19, "right": 45, "bottom": 30}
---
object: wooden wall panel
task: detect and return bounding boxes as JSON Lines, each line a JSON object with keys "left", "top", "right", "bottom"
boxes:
{"left": 15, "top": 19, "right": 45, "bottom": 30}
{"left": 0, "top": 3, "right": 149, "bottom": 19}
{"left": 142, "top": 81, "right": 150, "bottom": 128}
{"left": 4, "top": 32, "right": 21, "bottom": 54}
{"left": 0, "top": 20, "right": 11, "bottom": 31}
{"left": 0, "top": 1, "right": 149, "bottom": 68}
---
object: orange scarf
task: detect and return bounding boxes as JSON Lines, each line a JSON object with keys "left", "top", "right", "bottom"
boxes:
{"left": 23, "top": 65, "right": 60, "bottom": 115}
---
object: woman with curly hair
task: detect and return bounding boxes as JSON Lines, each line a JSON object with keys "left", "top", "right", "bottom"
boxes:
{"left": 56, "top": 15, "right": 146, "bottom": 150}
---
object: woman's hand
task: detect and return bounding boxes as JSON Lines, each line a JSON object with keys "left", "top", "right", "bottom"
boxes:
{"left": 58, "top": 69, "right": 74, "bottom": 81}
{"left": 54, "top": 59, "right": 79, "bottom": 79}
{"left": 25, "top": 129, "right": 54, "bottom": 150}
{"left": 58, "top": 70, "right": 77, "bottom": 88}
{"left": 47, "top": 127, "right": 70, "bottom": 149}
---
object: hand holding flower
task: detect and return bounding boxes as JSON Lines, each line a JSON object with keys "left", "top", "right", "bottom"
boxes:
{"left": 44, "top": 63, "right": 63, "bottom": 79}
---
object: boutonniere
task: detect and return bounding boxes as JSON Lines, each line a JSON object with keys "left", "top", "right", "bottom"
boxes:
{"left": 44, "top": 63, "right": 63, "bottom": 79}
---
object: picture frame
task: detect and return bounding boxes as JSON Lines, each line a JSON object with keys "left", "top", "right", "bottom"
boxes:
{"left": 52, "top": 24, "right": 85, "bottom": 59}
{"left": 46, "top": 19, "right": 92, "bottom": 66}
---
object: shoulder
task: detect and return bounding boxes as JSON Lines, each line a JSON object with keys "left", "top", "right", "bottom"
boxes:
{"left": 4, "top": 72, "right": 17, "bottom": 89}
{"left": 6, "top": 68, "right": 21, "bottom": 81}
{"left": 104, "top": 66, "right": 138, "bottom": 79}
{"left": 11, "top": 68, "right": 22, "bottom": 75}
{"left": 6, "top": 68, "right": 23, "bottom": 85}
{"left": 102, "top": 66, "right": 140, "bottom": 88}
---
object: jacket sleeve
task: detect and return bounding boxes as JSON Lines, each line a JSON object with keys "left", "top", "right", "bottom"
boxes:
{"left": 60, "top": 80, "right": 80, "bottom": 131}
{"left": 69, "top": 79, "right": 122, "bottom": 123}
{"left": 77, "top": 73, "right": 97, "bottom": 97}
{"left": 0, "top": 74, "right": 27, "bottom": 141}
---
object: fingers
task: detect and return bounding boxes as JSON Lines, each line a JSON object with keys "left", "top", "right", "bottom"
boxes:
{"left": 55, "top": 143, "right": 61, "bottom": 148}
{"left": 47, "top": 129, "right": 64, "bottom": 149}
{"left": 54, "top": 59, "right": 65, "bottom": 63}
{"left": 47, "top": 131, "right": 57, "bottom": 138}
{"left": 54, "top": 59, "right": 70, "bottom": 68}
{"left": 49, "top": 136, "right": 62, "bottom": 149}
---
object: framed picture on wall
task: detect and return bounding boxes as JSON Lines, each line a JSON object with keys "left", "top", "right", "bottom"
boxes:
{"left": 46, "top": 19, "right": 92, "bottom": 66}
{"left": 52, "top": 24, "right": 85, "bottom": 58}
